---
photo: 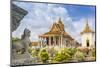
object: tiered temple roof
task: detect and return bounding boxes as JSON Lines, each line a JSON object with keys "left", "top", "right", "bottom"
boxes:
{"left": 38, "top": 17, "right": 81, "bottom": 47}
{"left": 39, "top": 18, "right": 73, "bottom": 40}
{"left": 81, "top": 20, "right": 94, "bottom": 34}
{"left": 11, "top": 4, "right": 28, "bottom": 32}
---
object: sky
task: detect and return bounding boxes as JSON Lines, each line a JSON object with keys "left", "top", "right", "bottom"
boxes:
{"left": 12, "top": 1, "right": 96, "bottom": 43}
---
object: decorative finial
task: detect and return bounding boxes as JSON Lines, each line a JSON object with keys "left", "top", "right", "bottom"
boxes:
{"left": 58, "top": 17, "right": 61, "bottom": 22}
{"left": 85, "top": 19, "right": 89, "bottom": 28}
{"left": 57, "top": 17, "right": 62, "bottom": 23}
{"left": 55, "top": 16, "right": 61, "bottom": 23}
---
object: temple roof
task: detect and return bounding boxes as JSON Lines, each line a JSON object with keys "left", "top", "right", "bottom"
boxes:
{"left": 39, "top": 18, "right": 72, "bottom": 38}
{"left": 11, "top": 4, "right": 28, "bottom": 32}
{"left": 81, "top": 20, "right": 94, "bottom": 34}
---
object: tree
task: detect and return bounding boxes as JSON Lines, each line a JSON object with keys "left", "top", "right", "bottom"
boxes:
{"left": 54, "top": 48, "right": 71, "bottom": 63}
{"left": 66, "top": 48, "right": 77, "bottom": 58}
{"left": 31, "top": 48, "right": 40, "bottom": 57}
{"left": 54, "top": 53, "right": 63, "bottom": 62}
{"left": 74, "top": 51, "right": 85, "bottom": 61}
{"left": 12, "top": 37, "right": 21, "bottom": 43}
{"left": 47, "top": 47, "right": 57, "bottom": 58}
{"left": 39, "top": 49, "right": 49, "bottom": 63}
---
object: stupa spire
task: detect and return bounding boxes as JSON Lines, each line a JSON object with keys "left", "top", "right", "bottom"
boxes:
{"left": 80, "top": 19, "right": 94, "bottom": 34}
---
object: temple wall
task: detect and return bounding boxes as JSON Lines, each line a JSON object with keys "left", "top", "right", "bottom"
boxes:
{"left": 81, "top": 33, "right": 94, "bottom": 47}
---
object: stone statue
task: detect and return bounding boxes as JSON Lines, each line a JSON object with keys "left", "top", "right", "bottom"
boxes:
{"left": 11, "top": 28, "right": 32, "bottom": 66}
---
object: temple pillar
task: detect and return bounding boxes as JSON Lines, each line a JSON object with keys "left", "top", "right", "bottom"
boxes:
{"left": 59, "top": 36, "right": 61, "bottom": 47}
{"left": 55, "top": 36, "right": 56, "bottom": 46}
{"left": 43, "top": 37, "right": 46, "bottom": 46}
{"left": 44, "top": 37, "right": 46, "bottom": 46}
{"left": 53, "top": 36, "right": 54, "bottom": 46}
{"left": 53, "top": 36, "right": 56, "bottom": 46}
{"left": 61, "top": 35, "right": 63, "bottom": 47}
{"left": 63, "top": 38, "right": 65, "bottom": 47}
{"left": 49, "top": 36, "right": 51, "bottom": 46}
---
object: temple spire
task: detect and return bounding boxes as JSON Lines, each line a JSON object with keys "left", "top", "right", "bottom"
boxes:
{"left": 80, "top": 19, "right": 94, "bottom": 34}
{"left": 85, "top": 19, "right": 89, "bottom": 28}
{"left": 55, "top": 17, "right": 62, "bottom": 23}
{"left": 58, "top": 17, "right": 62, "bottom": 24}
{"left": 58, "top": 17, "right": 61, "bottom": 22}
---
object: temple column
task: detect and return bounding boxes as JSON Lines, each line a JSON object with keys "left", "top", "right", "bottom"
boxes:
{"left": 59, "top": 36, "right": 61, "bottom": 47}
{"left": 43, "top": 37, "right": 45, "bottom": 47}
{"left": 53, "top": 36, "right": 56, "bottom": 46}
{"left": 44, "top": 37, "right": 46, "bottom": 46}
{"left": 52, "top": 36, "right": 53, "bottom": 46}
{"left": 49, "top": 36, "right": 51, "bottom": 46}
{"left": 63, "top": 38, "right": 65, "bottom": 47}
{"left": 44, "top": 37, "right": 46, "bottom": 47}
{"left": 55, "top": 36, "right": 56, "bottom": 46}
{"left": 61, "top": 35, "right": 63, "bottom": 47}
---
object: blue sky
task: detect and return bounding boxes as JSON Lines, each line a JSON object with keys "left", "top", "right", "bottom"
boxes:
{"left": 12, "top": 1, "right": 96, "bottom": 43}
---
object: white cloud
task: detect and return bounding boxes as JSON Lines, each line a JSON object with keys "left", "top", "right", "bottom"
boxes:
{"left": 12, "top": 2, "right": 70, "bottom": 41}
{"left": 12, "top": 2, "right": 95, "bottom": 43}
{"left": 70, "top": 17, "right": 95, "bottom": 43}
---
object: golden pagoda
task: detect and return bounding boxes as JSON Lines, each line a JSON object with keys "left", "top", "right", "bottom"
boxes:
{"left": 39, "top": 17, "right": 80, "bottom": 48}
{"left": 41, "top": 18, "right": 70, "bottom": 37}
{"left": 81, "top": 20, "right": 94, "bottom": 34}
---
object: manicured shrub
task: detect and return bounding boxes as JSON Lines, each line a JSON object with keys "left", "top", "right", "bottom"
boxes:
{"left": 39, "top": 49, "right": 49, "bottom": 63}
{"left": 47, "top": 47, "right": 57, "bottom": 58}
{"left": 54, "top": 48, "right": 71, "bottom": 62}
{"left": 67, "top": 48, "right": 77, "bottom": 58}
{"left": 74, "top": 51, "right": 85, "bottom": 61}
{"left": 31, "top": 48, "right": 40, "bottom": 57}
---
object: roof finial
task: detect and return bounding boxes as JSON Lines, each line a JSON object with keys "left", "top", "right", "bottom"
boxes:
{"left": 58, "top": 17, "right": 61, "bottom": 22}
{"left": 55, "top": 16, "right": 60, "bottom": 22}
{"left": 85, "top": 19, "right": 89, "bottom": 28}
{"left": 56, "top": 16, "right": 62, "bottom": 23}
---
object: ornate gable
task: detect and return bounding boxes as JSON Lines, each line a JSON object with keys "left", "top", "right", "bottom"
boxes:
{"left": 40, "top": 17, "right": 72, "bottom": 37}
{"left": 50, "top": 23, "right": 60, "bottom": 32}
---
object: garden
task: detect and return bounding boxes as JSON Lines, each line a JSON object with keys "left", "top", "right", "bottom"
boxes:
{"left": 28, "top": 46, "right": 96, "bottom": 64}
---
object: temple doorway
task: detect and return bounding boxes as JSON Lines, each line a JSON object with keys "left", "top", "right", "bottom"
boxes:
{"left": 86, "top": 39, "right": 89, "bottom": 47}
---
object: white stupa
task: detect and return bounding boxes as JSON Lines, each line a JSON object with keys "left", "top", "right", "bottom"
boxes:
{"left": 80, "top": 20, "right": 95, "bottom": 47}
